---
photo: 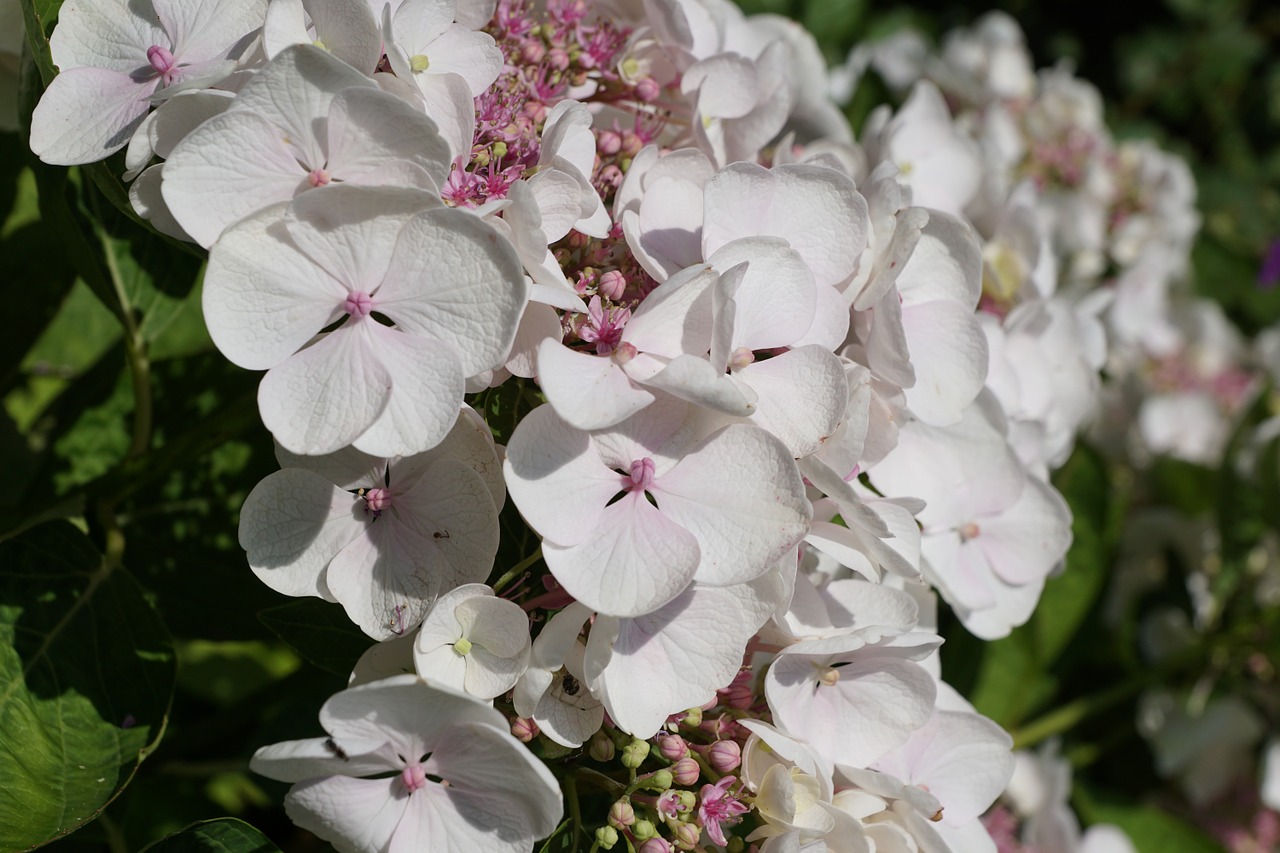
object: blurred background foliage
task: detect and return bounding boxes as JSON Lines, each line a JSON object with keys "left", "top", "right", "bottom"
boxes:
{"left": 0, "top": 0, "right": 1277, "bottom": 850}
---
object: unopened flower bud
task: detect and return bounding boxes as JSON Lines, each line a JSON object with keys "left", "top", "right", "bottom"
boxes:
{"left": 670, "top": 757, "right": 700, "bottom": 786}
{"left": 726, "top": 838, "right": 746, "bottom": 853}
{"left": 595, "top": 826, "right": 619, "bottom": 849}
{"left": 521, "top": 40, "right": 546, "bottom": 64}
{"left": 548, "top": 48, "right": 570, "bottom": 70}
{"left": 511, "top": 716, "right": 538, "bottom": 742}
{"left": 644, "top": 769, "right": 673, "bottom": 792}
{"left": 632, "top": 818, "right": 657, "bottom": 840}
{"left": 635, "top": 77, "right": 660, "bottom": 102}
{"left": 671, "top": 821, "right": 700, "bottom": 850}
{"left": 597, "top": 130, "right": 623, "bottom": 156}
{"left": 657, "top": 733, "right": 688, "bottom": 761}
{"left": 681, "top": 707, "right": 703, "bottom": 727}
{"left": 622, "top": 738, "right": 651, "bottom": 769}
{"left": 608, "top": 799, "right": 635, "bottom": 829}
{"left": 637, "top": 839, "right": 672, "bottom": 853}
{"left": 590, "top": 730, "right": 616, "bottom": 762}
{"left": 673, "top": 790, "right": 696, "bottom": 812}
{"left": 707, "top": 740, "right": 741, "bottom": 773}
{"left": 599, "top": 269, "right": 627, "bottom": 300}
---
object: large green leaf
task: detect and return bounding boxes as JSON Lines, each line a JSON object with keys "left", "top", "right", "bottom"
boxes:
{"left": 0, "top": 521, "right": 175, "bottom": 851}
{"left": 258, "top": 599, "right": 372, "bottom": 676}
{"left": 141, "top": 818, "right": 282, "bottom": 853}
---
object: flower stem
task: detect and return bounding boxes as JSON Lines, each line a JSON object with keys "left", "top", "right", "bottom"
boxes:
{"left": 494, "top": 546, "right": 543, "bottom": 593}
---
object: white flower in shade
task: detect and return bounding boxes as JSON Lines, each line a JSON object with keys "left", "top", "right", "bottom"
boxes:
{"left": 250, "top": 675, "right": 563, "bottom": 853}
{"left": 413, "top": 584, "right": 531, "bottom": 700}
{"left": 238, "top": 408, "right": 503, "bottom": 640}
{"left": 384, "top": 0, "right": 504, "bottom": 97}
{"left": 29, "top": 0, "right": 263, "bottom": 165}
{"left": 512, "top": 602, "right": 605, "bottom": 748}
{"left": 263, "top": 0, "right": 383, "bottom": 75}
{"left": 202, "top": 184, "right": 527, "bottom": 457}
{"left": 503, "top": 397, "right": 811, "bottom": 618}
{"left": 162, "top": 44, "right": 452, "bottom": 247}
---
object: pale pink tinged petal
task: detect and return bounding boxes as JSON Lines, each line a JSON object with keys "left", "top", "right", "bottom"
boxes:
{"left": 636, "top": 177, "right": 707, "bottom": 278}
{"left": 351, "top": 328, "right": 464, "bottom": 457}
{"left": 399, "top": 722, "right": 562, "bottom": 851}
{"left": 589, "top": 394, "right": 692, "bottom": 471}
{"left": 258, "top": 323, "right": 392, "bottom": 455}
{"left": 537, "top": 340, "right": 655, "bottom": 431}
{"left": 262, "top": 0, "right": 309, "bottom": 60}
{"left": 249, "top": 736, "right": 394, "bottom": 783}
{"left": 376, "top": 208, "right": 528, "bottom": 376}
{"left": 708, "top": 238, "right": 817, "bottom": 350}
{"left": 147, "top": 88, "right": 234, "bottom": 159}
{"left": 415, "top": 26, "right": 503, "bottom": 94}
{"left": 528, "top": 168, "right": 586, "bottom": 244}
{"left": 767, "top": 653, "right": 936, "bottom": 766}
{"left": 958, "top": 576, "right": 1045, "bottom": 640}
{"left": 325, "top": 517, "right": 436, "bottom": 639}
{"left": 895, "top": 210, "right": 983, "bottom": 308}
{"left": 454, "top": 0, "right": 495, "bottom": 28}
{"left": 49, "top": 0, "right": 163, "bottom": 70}
{"left": 389, "top": 0, "right": 456, "bottom": 53}
{"left": 406, "top": 72, "right": 475, "bottom": 162}
{"left": 156, "top": 0, "right": 265, "bottom": 63}
{"left": 322, "top": 673, "right": 509, "bottom": 742}
{"left": 540, "top": 100, "right": 596, "bottom": 176}
{"left": 544, "top": 492, "right": 700, "bottom": 618}
{"left": 161, "top": 111, "right": 311, "bottom": 247}
{"left": 595, "top": 584, "right": 756, "bottom": 736}
{"left": 239, "top": 468, "right": 367, "bottom": 599}
{"left": 734, "top": 346, "right": 848, "bottom": 457}
{"left": 701, "top": 162, "right": 776, "bottom": 260}
{"left": 534, "top": 684, "right": 604, "bottom": 748}
{"left": 653, "top": 424, "right": 812, "bottom": 586}
{"left": 128, "top": 165, "right": 194, "bottom": 243}
{"left": 389, "top": 458, "right": 499, "bottom": 590}
{"left": 622, "top": 265, "right": 718, "bottom": 358}
{"left": 231, "top": 44, "right": 373, "bottom": 163}
{"left": 463, "top": 649, "right": 529, "bottom": 698}
{"left": 854, "top": 207, "right": 929, "bottom": 313}
{"left": 124, "top": 109, "right": 159, "bottom": 179}
{"left": 901, "top": 300, "right": 988, "bottom": 426}
{"left": 976, "top": 476, "right": 1071, "bottom": 586}
{"left": 284, "top": 776, "right": 407, "bottom": 853}
{"left": 805, "top": 522, "right": 878, "bottom": 581}
{"left": 682, "top": 53, "right": 758, "bottom": 119}
{"left": 503, "top": 405, "right": 621, "bottom": 545}
{"left": 863, "top": 287, "right": 916, "bottom": 389}
{"left": 326, "top": 87, "right": 451, "bottom": 186}
{"left": 285, "top": 185, "right": 440, "bottom": 294}
{"left": 920, "top": 534, "right": 998, "bottom": 613}
{"left": 641, "top": 354, "right": 755, "bottom": 417}
{"left": 29, "top": 69, "right": 153, "bottom": 165}
{"left": 822, "top": 579, "right": 919, "bottom": 633}
{"left": 792, "top": 284, "right": 851, "bottom": 351}
{"left": 456, "top": 595, "right": 528, "bottom": 658}
{"left": 305, "top": 0, "right": 383, "bottom": 73}
{"left": 391, "top": 405, "right": 504, "bottom": 507}
{"left": 862, "top": 499, "right": 923, "bottom": 580}
{"left": 274, "top": 443, "right": 386, "bottom": 491}
{"left": 506, "top": 301, "right": 560, "bottom": 379}
{"left": 769, "top": 164, "right": 870, "bottom": 289}
{"left": 343, "top": 161, "right": 439, "bottom": 194}
{"left": 889, "top": 711, "right": 1013, "bottom": 825}
{"left": 203, "top": 203, "right": 346, "bottom": 370}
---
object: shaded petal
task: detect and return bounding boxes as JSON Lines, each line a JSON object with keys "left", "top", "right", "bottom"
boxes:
{"left": 30, "top": 68, "right": 154, "bottom": 165}
{"left": 285, "top": 776, "right": 407, "bottom": 853}
{"left": 352, "top": 327, "right": 464, "bottom": 458}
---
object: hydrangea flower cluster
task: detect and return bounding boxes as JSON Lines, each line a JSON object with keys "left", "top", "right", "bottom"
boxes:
{"left": 30, "top": 0, "right": 1223, "bottom": 849}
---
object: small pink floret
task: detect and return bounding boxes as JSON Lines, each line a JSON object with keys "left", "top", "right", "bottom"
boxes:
{"left": 147, "top": 45, "right": 180, "bottom": 85}
{"left": 344, "top": 291, "right": 374, "bottom": 318}
{"left": 308, "top": 168, "right": 332, "bottom": 188}
{"left": 400, "top": 763, "right": 428, "bottom": 793}
{"left": 625, "top": 457, "right": 656, "bottom": 493}
{"left": 363, "top": 487, "right": 391, "bottom": 515}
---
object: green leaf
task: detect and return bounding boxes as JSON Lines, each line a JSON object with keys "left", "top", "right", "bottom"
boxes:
{"left": 1075, "top": 785, "right": 1221, "bottom": 853}
{"left": 140, "top": 818, "right": 282, "bottom": 853}
{"left": 258, "top": 599, "right": 373, "bottom": 676}
{"left": 0, "top": 521, "right": 175, "bottom": 851}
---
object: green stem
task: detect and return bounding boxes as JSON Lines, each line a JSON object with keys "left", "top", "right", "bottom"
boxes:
{"left": 567, "top": 775, "right": 583, "bottom": 849}
{"left": 99, "top": 222, "right": 152, "bottom": 461}
{"left": 98, "top": 812, "right": 129, "bottom": 853}
{"left": 1011, "top": 677, "right": 1147, "bottom": 750}
{"left": 494, "top": 546, "right": 543, "bottom": 593}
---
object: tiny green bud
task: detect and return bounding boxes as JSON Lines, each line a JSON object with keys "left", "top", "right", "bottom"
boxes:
{"left": 491, "top": 141, "right": 508, "bottom": 160}
{"left": 681, "top": 707, "right": 703, "bottom": 727}
{"left": 643, "top": 769, "right": 673, "bottom": 792}
{"left": 621, "top": 738, "right": 651, "bottom": 769}
{"left": 726, "top": 838, "right": 746, "bottom": 853}
{"left": 452, "top": 637, "right": 472, "bottom": 656}
{"left": 608, "top": 800, "right": 635, "bottom": 829}
{"left": 631, "top": 819, "right": 657, "bottom": 841}
{"left": 674, "top": 790, "right": 696, "bottom": 812}
{"left": 409, "top": 54, "right": 430, "bottom": 73}
{"left": 595, "top": 826, "right": 619, "bottom": 849}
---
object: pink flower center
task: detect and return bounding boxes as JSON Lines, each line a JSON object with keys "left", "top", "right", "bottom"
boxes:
{"left": 147, "top": 45, "right": 180, "bottom": 85}
{"left": 624, "top": 457, "right": 656, "bottom": 493}
{"left": 308, "top": 168, "right": 332, "bottom": 188}
{"left": 344, "top": 291, "right": 374, "bottom": 319}
{"left": 363, "top": 487, "right": 391, "bottom": 516}
{"left": 400, "top": 763, "right": 428, "bottom": 793}
{"left": 959, "top": 521, "right": 981, "bottom": 542}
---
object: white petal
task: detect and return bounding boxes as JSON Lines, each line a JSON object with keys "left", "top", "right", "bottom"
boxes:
{"left": 537, "top": 340, "right": 655, "bottom": 431}
{"left": 351, "top": 327, "right": 464, "bottom": 458}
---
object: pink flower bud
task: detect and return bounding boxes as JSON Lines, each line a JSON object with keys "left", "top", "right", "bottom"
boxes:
{"left": 670, "top": 757, "right": 700, "bottom": 786}
{"left": 599, "top": 269, "right": 627, "bottom": 300}
{"left": 706, "top": 740, "right": 741, "bottom": 773}
{"left": 657, "top": 733, "right": 688, "bottom": 761}
{"left": 635, "top": 77, "right": 661, "bottom": 102}
{"left": 520, "top": 40, "right": 546, "bottom": 64}
{"left": 400, "top": 764, "right": 428, "bottom": 793}
{"left": 597, "top": 130, "right": 623, "bottom": 156}
{"left": 511, "top": 716, "right": 538, "bottom": 742}
{"left": 548, "top": 48, "right": 570, "bottom": 70}
{"left": 671, "top": 821, "right": 700, "bottom": 850}
{"left": 717, "top": 668, "right": 754, "bottom": 710}
{"left": 637, "top": 839, "right": 672, "bottom": 853}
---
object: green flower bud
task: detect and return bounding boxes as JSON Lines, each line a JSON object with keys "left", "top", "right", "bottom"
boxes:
{"left": 589, "top": 730, "right": 615, "bottom": 762}
{"left": 621, "top": 738, "right": 651, "bottom": 769}
{"left": 643, "top": 769, "right": 673, "bottom": 792}
{"left": 595, "top": 826, "right": 619, "bottom": 849}
{"left": 608, "top": 800, "right": 635, "bottom": 829}
{"left": 681, "top": 707, "right": 703, "bottom": 727}
{"left": 632, "top": 819, "right": 657, "bottom": 841}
